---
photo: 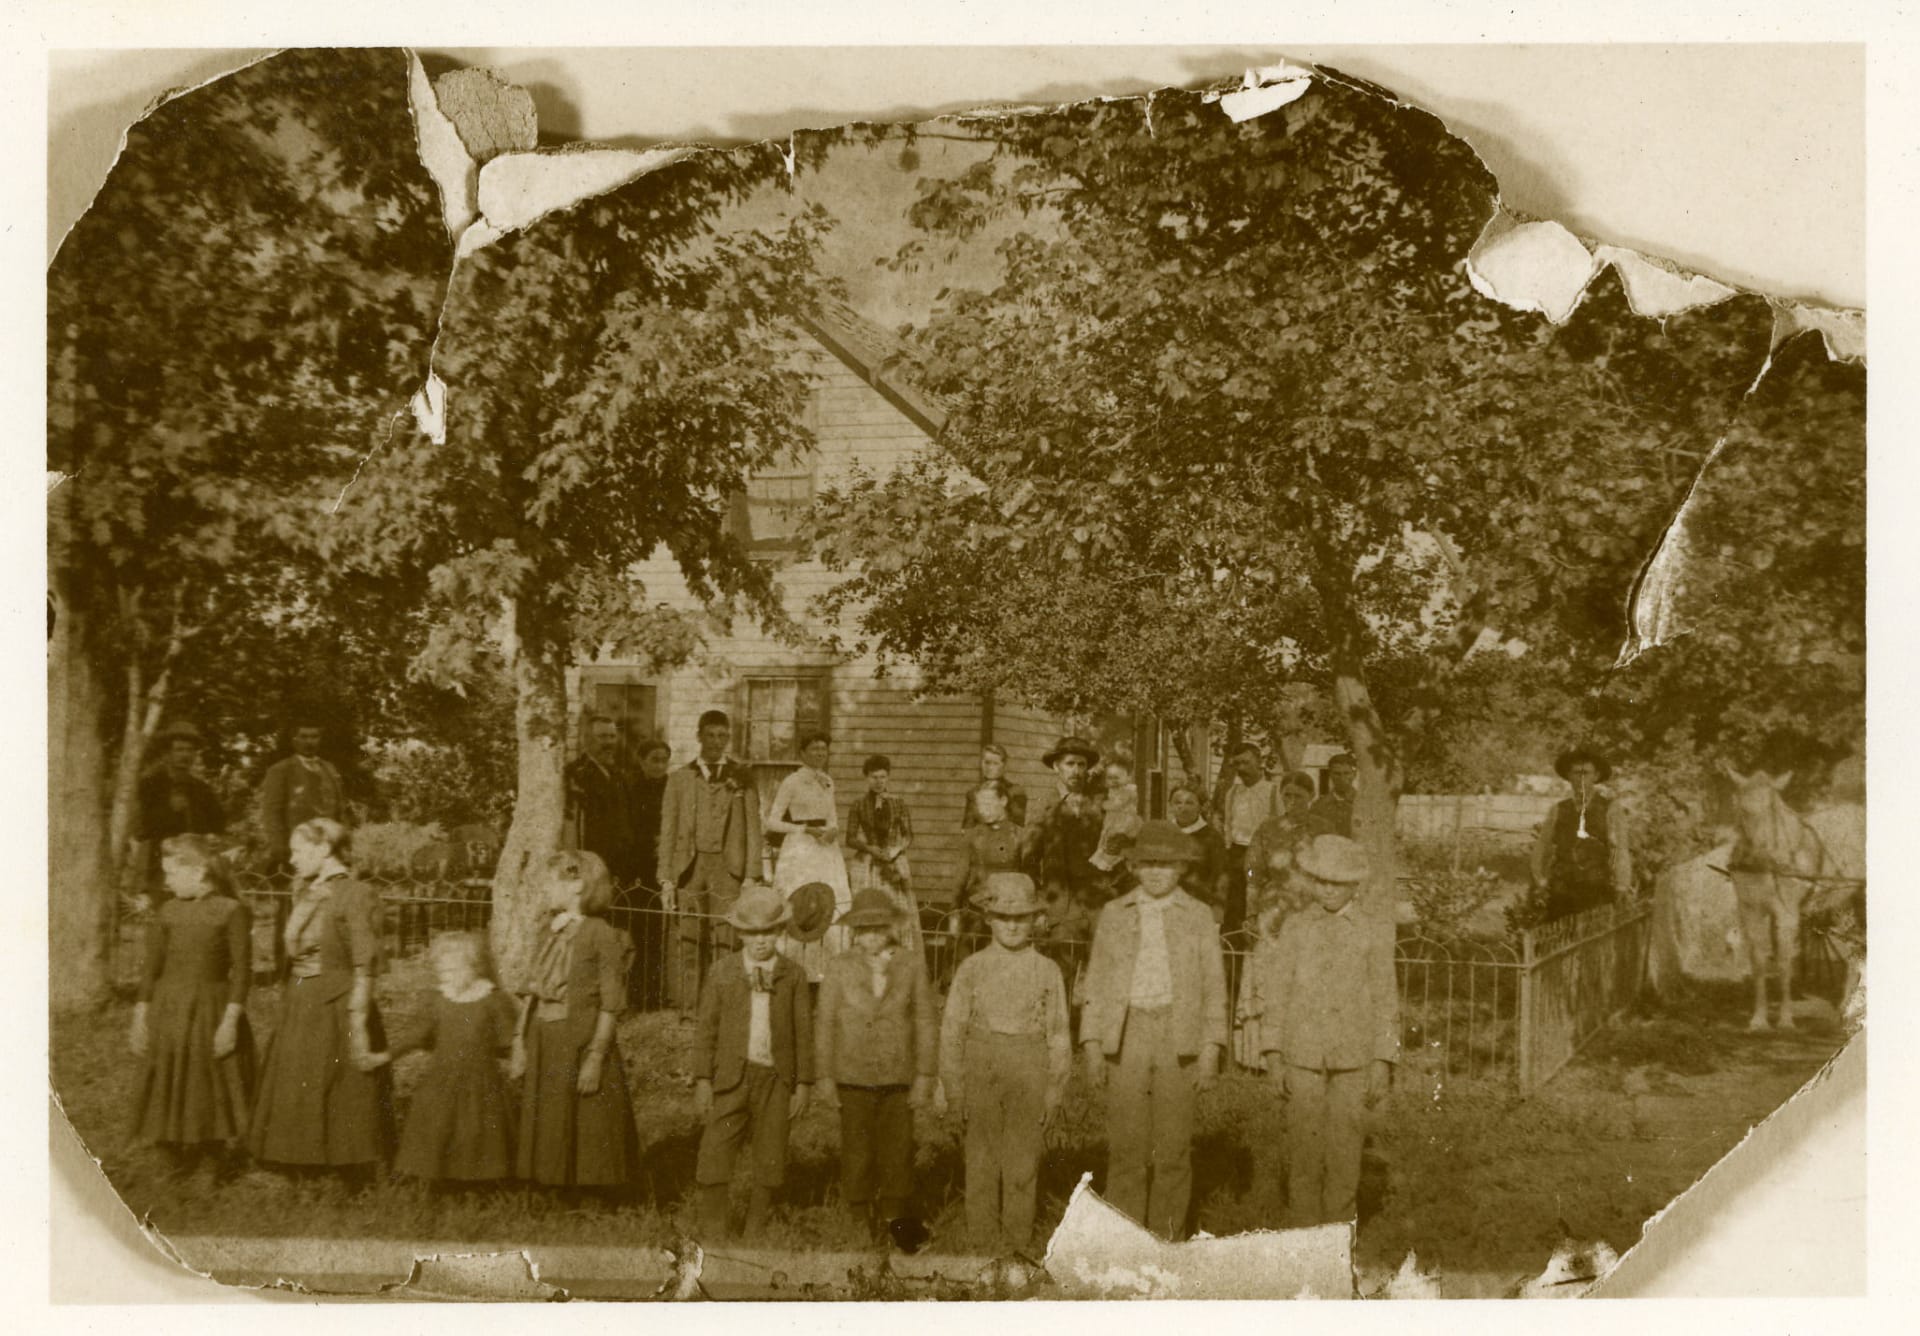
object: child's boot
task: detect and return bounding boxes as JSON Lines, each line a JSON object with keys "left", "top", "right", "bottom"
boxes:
{"left": 696, "top": 1183, "right": 731, "bottom": 1241}
{"left": 744, "top": 1186, "right": 774, "bottom": 1240}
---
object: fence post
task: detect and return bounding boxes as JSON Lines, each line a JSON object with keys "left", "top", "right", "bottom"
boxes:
{"left": 1517, "top": 928, "right": 1536, "bottom": 1094}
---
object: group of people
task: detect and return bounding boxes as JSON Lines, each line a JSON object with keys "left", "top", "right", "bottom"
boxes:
{"left": 128, "top": 806, "right": 1400, "bottom": 1252}
{"left": 125, "top": 708, "right": 1630, "bottom": 1251}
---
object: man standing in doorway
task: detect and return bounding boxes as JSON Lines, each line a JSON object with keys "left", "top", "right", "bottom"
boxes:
{"left": 659, "top": 710, "right": 764, "bottom": 1011}
{"left": 1531, "top": 746, "right": 1633, "bottom": 922}
{"left": 628, "top": 738, "right": 673, "bottom": 1008}
{"left": 565, "top": 713, "right": 639, "bottom": 887}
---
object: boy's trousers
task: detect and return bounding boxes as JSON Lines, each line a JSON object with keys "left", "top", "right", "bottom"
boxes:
{"left": 963, "top": 1030, "right": 1050, "bottom": 1253}
{"left": 1283, "top": 1064, "right": 1367, "bottom": 1226}
{"left": 1105, "top": 1004, "right": 1196, "bottom": 1241}
{"left": 839, "top": 1084, "right": 913, "bottom": 1210}
{"left": 696, "top": 1062, "right": 790, "bottom": 1188}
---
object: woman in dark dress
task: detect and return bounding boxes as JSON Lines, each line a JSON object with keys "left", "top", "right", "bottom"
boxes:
{"left": 129, "top": 835, "right": 255, "bottom": 1165}
{"left": 515, "top": 849, "right": 637, "bottom": 1191}
{"left": 248, "top": 817, "right": 394, "bottom": 1172}
{"left": 392, "top": 931, "right": 519, "bottom": 1184}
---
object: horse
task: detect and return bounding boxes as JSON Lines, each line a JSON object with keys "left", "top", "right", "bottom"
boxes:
{"left": 1722, "top": 763, "right": 1865, "bottom": 1030}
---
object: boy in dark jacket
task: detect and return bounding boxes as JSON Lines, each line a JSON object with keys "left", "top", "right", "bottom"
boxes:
{"left": 692, "top": 882, "right": 814, "bottom": 1239}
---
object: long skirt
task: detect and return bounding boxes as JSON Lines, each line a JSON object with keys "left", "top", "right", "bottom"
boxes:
{"left": 774, "top": 833, "right": 853, "bottom": 982}
{"left": 517, "top": 1010, "right": 637, "bottom": 1187}
{"left": 249, "top": 975, "right": 393, "bottom": 1166}
{"left": 133, "top": 979, "right": 256, "bottom": 1146}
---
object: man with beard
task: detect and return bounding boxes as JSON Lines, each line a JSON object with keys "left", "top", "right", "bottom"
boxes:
{"left": 565, "top": 714, "right": 639, "bottom": 888}
{"left": 626, "top": 737, "right": 673, "bottom": 1008}
{"left": 132, "top": 721, "right": 224, "bottom": 902}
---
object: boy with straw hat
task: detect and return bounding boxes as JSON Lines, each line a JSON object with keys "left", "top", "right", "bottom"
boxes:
{"left": 691, "top": 881, "right": 814, "bottom": 1240}
{"left": 939, "top": 872, "right": 1071, "bottom": 1256}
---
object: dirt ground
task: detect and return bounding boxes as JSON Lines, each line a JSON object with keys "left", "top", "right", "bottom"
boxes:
{"left": 52, "top": 950, "right": 1850, "bottom": 1291}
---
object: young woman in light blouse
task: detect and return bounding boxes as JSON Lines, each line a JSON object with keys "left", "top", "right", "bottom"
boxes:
{"left": 766, "top": 732, "right": 853, "bottom": 981}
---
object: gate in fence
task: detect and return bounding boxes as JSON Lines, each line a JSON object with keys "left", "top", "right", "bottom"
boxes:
{"left": 1516, "top": 899, "right": 1654, "bottom": 1091}
{"left": 120, "top": 874, "right": 1651, "bottom": 1096}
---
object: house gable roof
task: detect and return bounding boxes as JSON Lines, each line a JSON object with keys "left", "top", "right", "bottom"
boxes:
{"left": 795, "top": 300, "right": 952, "bottom": 441}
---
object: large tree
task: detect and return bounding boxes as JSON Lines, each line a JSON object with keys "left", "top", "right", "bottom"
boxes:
{"left": 332, "top": 146, "right": 840, "bottom": 984}
{"left": 48, "top": 49, "right": 450, "bottom": 1010}
{"left": 812, "top": 79, "right": 1776, "bottom": 911}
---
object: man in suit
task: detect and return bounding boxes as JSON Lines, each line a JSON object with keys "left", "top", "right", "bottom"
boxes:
{"left": 132, "top": 720, "right": 224, "bottom": 900}
{"left": 565, "top": 714, "right": 639, "bottom": 886}
{"left": 258, "top": 717, "right": 345, "bottom": 874}
{"left": 1218, "top": 742, "right": 1281, "bottom": 940}
{"left": 659, "top": 709, "right": 764, "bottom": 1011}
{"left": 1309, "top": 751, "right": 1358, "bottom": 840}
{"left": 1080, "top": 819, "right": 1229, "bottom": 1241}
{"left": 627, "top": 737, "right": 673, "bottom": 1009}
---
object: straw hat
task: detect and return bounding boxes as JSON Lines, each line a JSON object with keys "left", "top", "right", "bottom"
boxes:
{"left": 783, "top": 881, "right": 838, "bottom": 942}
{"left": 1129, "top": 819, "right": 1198, "bottom": 865}
{"left": 726, "top": 882, "right": 791, "bottom": 933}
{"left": 1293, "top": 833, "right": 1370, "bottom": 885}
{"left": 977, "top": 871, "right": 1043, "bottom": 917}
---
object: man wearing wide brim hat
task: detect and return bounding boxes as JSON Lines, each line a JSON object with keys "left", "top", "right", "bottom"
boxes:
{"left": 1022, "top": 736, "right": 1109, "bottom": 948}
{"left": 1242, "top": 833, "right": 1399, "bottom": 1228}
{"left": 134, "top": 719, "right": 224, "bottom": 898}
{"left": 1079, "top": 819, "right": 1228, "bottom": 1241}
{"left": 1532, "top": 745, "right": 1632, "bottom": 922}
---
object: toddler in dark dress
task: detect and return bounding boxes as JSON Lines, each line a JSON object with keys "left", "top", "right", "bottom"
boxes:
{"left": 129, "top": 835, "right": 256, "bottom": 1173}
{"left": 390, "top": 932, "right": 519, "bottom": 1184}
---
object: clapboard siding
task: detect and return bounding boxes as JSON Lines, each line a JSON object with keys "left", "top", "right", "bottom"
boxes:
{"left": 575, "top": 315, "right": 1070, "bottom": 903}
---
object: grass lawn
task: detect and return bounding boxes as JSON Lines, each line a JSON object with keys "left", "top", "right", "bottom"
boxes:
{"left": 52, "top": 949, "right": 1851, "bottom": 1286}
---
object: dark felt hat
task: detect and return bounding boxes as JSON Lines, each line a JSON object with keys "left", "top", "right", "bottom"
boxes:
{"left": 1129, "top": 818, "right": 1199, "bottom": 865}
{"left": 153, "top": 720, "right": 205, "bottom": 746}
{"left": 839, "top": 887, "right": 901, "bottom": 931}
{"left": 1041, "top": 735, "right": 1100, "bottom": 768}
{"left": 1554, "top": 746, "right": 1612, "bottom": 783}
{"left": 784, "top": 881, "right": 839, "bottom": 942}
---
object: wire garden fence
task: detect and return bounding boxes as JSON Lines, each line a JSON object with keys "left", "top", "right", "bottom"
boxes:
{"left": 115, "top": 873, "right": 1653, "bottom": 1096}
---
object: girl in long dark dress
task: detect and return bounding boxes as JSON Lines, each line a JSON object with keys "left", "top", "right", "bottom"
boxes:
{"left": 392, "top": 931, "right": 519, "bottom": 1183}
{"left": 248, "top": 817, "right": 394, "bottom": 1173}
{"left": 515, "top": 849, "right": 637, "bottom": 1192}
{"left": 129, "top": 835, "right": 256, "bottom": 1168}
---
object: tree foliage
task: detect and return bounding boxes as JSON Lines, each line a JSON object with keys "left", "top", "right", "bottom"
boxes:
{"left": 810, "top": 77, "right": 1783, "bottom": 882}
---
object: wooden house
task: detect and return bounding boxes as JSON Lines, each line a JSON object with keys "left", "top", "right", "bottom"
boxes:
{"left": 569, "top": 303, "right": 1067, "bottom": 904}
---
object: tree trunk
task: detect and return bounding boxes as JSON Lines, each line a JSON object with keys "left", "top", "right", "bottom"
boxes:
{"left": 489, "top": 607, "right": 571, "bottom": 991}
{"left": 48, "top": 575, "right": 117, "bottom": 1013}
{"left": 1307, "top": 530, "right": 1404, "bottom": 924}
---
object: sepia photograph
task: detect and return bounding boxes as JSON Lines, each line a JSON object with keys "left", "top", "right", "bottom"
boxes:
{"left": 43, "top": 38, "right": 1869, "bottom": 1302}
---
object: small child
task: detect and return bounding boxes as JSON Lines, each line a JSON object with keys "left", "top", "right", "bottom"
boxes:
{"left": 516, "top": 850, "right": 637, "bottom": 1193}
{"left": 692, "top": 882, "right": 815, "bottom": 1240}
{"left": 814, "top": 889, "right": 938, "bottom": 1239}
{"left": 1245, "top": 834, "right": 1398, "bottom": 1228}
{"left": 129, "top": 835, "right": 255, "bottom": 1168}
{"left": 939, "top": 872, "right": 1071, "bottom": 1257}
{"left": 1080, "top": 819, "right": 1227, "bottom": 1242}
{"left": 391, "top": 932, "right": 519, "bottom": 1184}
{"left": 956, "top": 780, "right": 1024, "bottom": 913}
{"left": 846, "top": 754, "right": 921, "bottom": 956}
